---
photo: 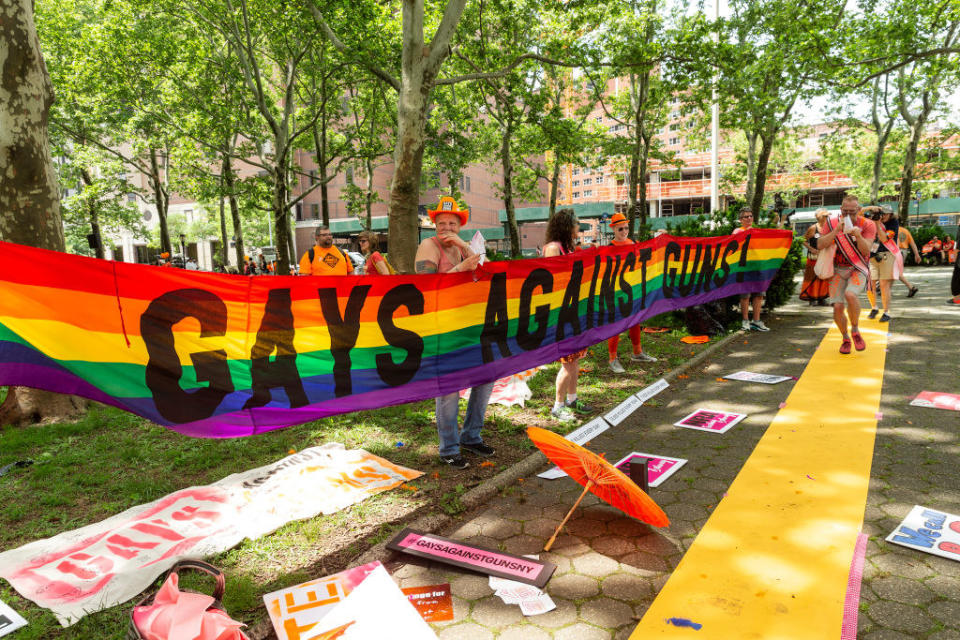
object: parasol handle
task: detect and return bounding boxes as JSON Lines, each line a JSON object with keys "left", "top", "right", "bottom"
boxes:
{"left": 544, "top": 480, "right": 594, "bottom": 552}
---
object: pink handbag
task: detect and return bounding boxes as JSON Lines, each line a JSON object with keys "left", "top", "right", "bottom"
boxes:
{"left": 129, "top": 560, "right": 249, "bottom": 640}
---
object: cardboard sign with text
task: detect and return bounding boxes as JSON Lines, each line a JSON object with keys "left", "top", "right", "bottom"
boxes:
{"left": 723, "top": 371, "right": 791, "bottom": 384}
{"left": 910, "top": 391, "right": 960, "bottom": 412}
{"left": 612, "top": 452, "right": 687, "bottom": 488}
{"left": 401, "top": 583, "right": 454, "bottom": 622}
{"left": 674, "top": 409, "right": 746, "bottom": 434}
{"left": 0, "top": 599, "right": 27, "bottom": 638}
{"left": 387, "top": 530, "right": 556, "bottom": 588}
{"left": 886, "top": 505, "right": 960, "bottom": 562}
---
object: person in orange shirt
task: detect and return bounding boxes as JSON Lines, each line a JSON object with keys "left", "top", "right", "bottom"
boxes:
{"left": 606, "top": 213, "right": 657, "bottom": 374}
{"left": 299, "top": 225, "right": 354, "bottom": 276}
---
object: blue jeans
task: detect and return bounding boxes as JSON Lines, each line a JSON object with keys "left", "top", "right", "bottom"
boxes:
{"left": 435, "top": 381, "right": 495, "bottom": 456}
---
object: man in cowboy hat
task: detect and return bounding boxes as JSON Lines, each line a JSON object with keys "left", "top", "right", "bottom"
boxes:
{"left": 606, "top": 212, "right": 657, "bottom": 374}
{"left": 415, "top": 196, "right": 493, "bottom": 470}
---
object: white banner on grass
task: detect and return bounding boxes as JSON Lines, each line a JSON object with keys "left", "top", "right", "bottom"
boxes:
{"left": 634, "top": 378, "right": 669, "bottom": 403}
{"left": 0, "top": 444, "right": 422, "bottom": 626}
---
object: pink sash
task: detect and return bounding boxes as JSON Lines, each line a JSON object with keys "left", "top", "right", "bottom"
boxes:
{"left": 878, "top": 227, "right": 904, "bottom": 280}
{"left": 825, "top": 216, "right": 870, "bottom": 279}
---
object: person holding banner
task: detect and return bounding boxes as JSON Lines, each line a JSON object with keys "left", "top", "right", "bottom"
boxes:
{"left": 415, "top": 197, "right": 494, "bottom": 469}
{"left": 544, "top": 208, "right": 594, "bottom": 423}
{"left": 606, "top": 213, "right": 657, "bottom": 374}
{"left": 818, "top": 195, "right": 877, "bottom": 354}
{"left": 733, "top": 209, "right": 770, "bottom": 331}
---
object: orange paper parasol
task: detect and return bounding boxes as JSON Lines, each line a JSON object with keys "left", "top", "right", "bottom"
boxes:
{"left": 526, "top": 427, "right": 669, "bottom": 550}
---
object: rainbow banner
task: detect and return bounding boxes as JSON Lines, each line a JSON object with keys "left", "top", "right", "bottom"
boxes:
{"left": 0, "top": 230, "right": 791, "bottom": 437}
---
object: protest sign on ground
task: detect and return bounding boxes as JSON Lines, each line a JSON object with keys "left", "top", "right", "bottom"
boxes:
{"left": 885, "top": 505, "right": 960, "bottom": 562}
{"left": 674, "top": 409, "right": 747, "bottom": 434}
{"left": 910, "top": 391, "right": 960, "bottom": 411}
{"left": 612, "top": 452, "right": 687, "bottom": 488}
{"left": 0, "top": 599, "right": 27, "bottom": 638}
{"left": 0, "top": 445, "right": 420, "bottom": 625}
{"left": 723, "top": 371, "right": 791, "bottom": 384}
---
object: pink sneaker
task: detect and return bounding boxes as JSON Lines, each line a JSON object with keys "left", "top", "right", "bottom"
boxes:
{"left": 839, "top": 338, "right": 852, "bottom": 354}
{"left": 852, "top": 332, "right": 866, "bottom": 351}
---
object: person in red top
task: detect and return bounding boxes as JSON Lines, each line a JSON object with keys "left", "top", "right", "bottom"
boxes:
{"left": 818, "top": 195, "right": 877, "bottom": 354}
{"left": 358, "top": 230, "right": 391, "bottom": 275}
{"left": 606, "top": 213, "right": 657, "bottom": 374}
{"left": 733, "top": 209, "right": 770, "bottom": 331}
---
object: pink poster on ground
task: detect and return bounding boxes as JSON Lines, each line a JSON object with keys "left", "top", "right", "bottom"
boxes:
{"left": 910, "top": 391, "right": 960, "bottom": 412}
{"left": 612, "top": 452, "right": 687, "bottom": 488}
{"left": 674, "top": 409, "right": 746, "bottom": 434}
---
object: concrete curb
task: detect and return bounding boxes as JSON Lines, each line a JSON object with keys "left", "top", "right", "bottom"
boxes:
{"left": 249, "top": 328, "right": 745, "bottom": 639}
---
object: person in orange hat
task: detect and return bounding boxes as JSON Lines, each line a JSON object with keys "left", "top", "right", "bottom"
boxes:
{"left": 606, "top": 213, "right": 657, "bottom": 374}
{"left": 415, "top": 196, "right": 492, "bottom": 470}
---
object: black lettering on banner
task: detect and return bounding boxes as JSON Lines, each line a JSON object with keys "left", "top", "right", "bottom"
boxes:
{"left": 480, "top": 272, "right": 512, "bottom": 362}
{"left": 736, "top": 232, "right": 752, "bottom": 283}
{"left": 676, "top": 243, "right": 702, "bottom": 298}
{"left": 586, "top": 255, "right": 601, "bottom": 329}
{"left": 662, "top": 241, "right": 682, "bottom": 299}
{"left": 141, "top": 289, "right": 233, "bottom": 423}
{"left": 243, "top": 288, "right": 308, "bottom": 410}
{"left": 517, "top": 268, "right": 553, "bottom": 351}
{"left": 636, "top": 247, "right": 652, "bottom": 308}
{"left": 556, "top": 260, "right": 584, "bottom": 341}
{"left": 376, "top": 284, "right": 425, "bottom": 386}
{"left": 597, "top": 255, "right": 620, "bottom": 325}
{"left": 714, "top": 239, "right": 739, "bottom": 288}
{"left": 618, "top": 252, "right": 636, "bottom": 317}
{"left": 697, "top": 242, "right": 724, "bottom": 294}
{"left": 318, "top": 285, "right": 371, "bottom": 397}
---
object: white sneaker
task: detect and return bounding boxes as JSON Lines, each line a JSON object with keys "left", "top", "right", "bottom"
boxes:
{"left": 741, "top": 320, "right": 751, "bottom": 331}
{"left": 550, "top": 406, "right": 576, "bottom": 423}
{"left": 609, "top": 358, "right": 626, "bottom": 374}
{"left": 750, "top": 320, "right": 770, "bottom": 332}
{"left": 631, "top": 352, "right": 658, "bottom": 363}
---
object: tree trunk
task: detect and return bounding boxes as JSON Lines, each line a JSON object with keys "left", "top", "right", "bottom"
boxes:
{"left": 217, "top": 160, "right": 229, "bottom": 268}
{"left": 223, "top": 160, "right": 244, "bottom": 268}
{"left": 80, "top": 168, "right": 104, "bottom": 259}
{"left": 627, "top": 132, "right": 642, "bottom": 235}
{"left": 365, "top": 157, "right": 374, "bottom": 229}
{"left": 273, "top": 168, "right": 292, "bottom": 275}
{"left": 898, "top": 114, "right": 929, "bottom": 224}
{"left": 744, "top": 131, "right": 758, "bottom": 207}
{"left": 388, "top": 75, "right": 430, "bottom": 273}
{"left": 0, "top": 0, "right": 86, "bottom": 426}
{"left": 501, "top": 120, "right": 521, "bottom": 257}
{"left": 637, "top": 134, "right": 652, "bottom": 233}
{"left": 149, "top": 148, "right": 171, "bottom": 254}
{"left": 749, "top": 132, "right": 775, "bottom": 219}
{"left": 548, "top": 152, "right": 560, "bottom": 218}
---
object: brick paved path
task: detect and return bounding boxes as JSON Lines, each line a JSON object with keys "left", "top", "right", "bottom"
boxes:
{"left": 384, "top": 273, "right": 960, "bottom": 639}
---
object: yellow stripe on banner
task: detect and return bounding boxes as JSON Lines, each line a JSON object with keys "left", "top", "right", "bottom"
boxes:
{"left": 631, "top": 323, "right": 888, "bottom": 640}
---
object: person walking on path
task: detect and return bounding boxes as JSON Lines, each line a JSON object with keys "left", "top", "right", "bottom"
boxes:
{"left": 733, "top": 209, "right": 770, "bottom": 331}
{"left": 819, "top": 195, "right": 877, "bottom": 354}
{"left": 299, "top": 225, "right": 354, "bottom": 276}
{"left": 543, "top": 208, "right": 595, "bottom": 423}
{"left": 896, "top": 225, "right": 921, "bottom": 296}
{"left": 606, "top": 213, "right": 657, "bottom": 374}
{"left": 415, "top": 197, "right": 493, "bottom": 470}
{"left": 950, "top": 236, "right": 960, "bottom": 305}
{"left": 357, "top": 230, "right": 391, "bottom": 276}
{"left": 866, "top": 207, "right": 904, "bottom": 323}
{"left": 799, "top": 209, "right": 830, "bottom": 306}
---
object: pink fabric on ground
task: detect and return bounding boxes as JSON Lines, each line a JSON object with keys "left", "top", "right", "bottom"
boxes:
{"left": 841, "top": 533, "right": 869, "bottom": 640}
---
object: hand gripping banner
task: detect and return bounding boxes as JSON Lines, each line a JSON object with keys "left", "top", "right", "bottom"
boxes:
{"left": 0, "top": 230, "right": 791, "bottom": 437}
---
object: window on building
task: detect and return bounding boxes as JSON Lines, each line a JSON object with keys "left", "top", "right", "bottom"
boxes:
{"left": 311, "top": 204, "right": 320, "bottom": 219}
{"left": 346, "top": 166, "right": 354, "bottom": 185}
{"left": 669, "top": 137, "right": 681, "bottom": 145}
{"left": 595, "top": 115, "right": 603, "bottom": 123}
{"left": 127, "top": 193, "right": 137, "bottom": 203}
{"left": 669, "top": 122, "right": 680, "bottom": 131}
{"left": 572, "top": 168, "right": 580, "bottom": 175}
{"left": 309, "top": 169, "right": 318, "bottom": 185}
{"left": 583, "top": 189, "right": 593, "bottom": 197}
{"left": 572, "top": 191, "right": 580, "bottom": 199}
{"left": 295, "top": 203, "right": 304, "bottom": 221}
{"left": 184, "top": 209, "right": 193, "bottom": 223}
{"left": 465, "top": 176, "right": 471, "bottom": 192}
{"left": 582, "top": 178, "right": 592, "bottom": 185}
{"left": 670, "top": 110, "right": 679, "bottom": 119}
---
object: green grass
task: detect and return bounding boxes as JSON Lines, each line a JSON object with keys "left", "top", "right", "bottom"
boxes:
{"left": 0, "top": 311, "right": 721, "bottom": 638}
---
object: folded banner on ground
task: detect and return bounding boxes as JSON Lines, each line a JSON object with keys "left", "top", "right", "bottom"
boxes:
{"left": 0, "top": 444, "right": 421, "bottom": 625}
{"left": 0, "top": 230, "right": 790, "bottom": 437}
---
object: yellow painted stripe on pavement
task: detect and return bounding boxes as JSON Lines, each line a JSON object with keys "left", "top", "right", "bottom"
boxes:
{"left": 630, "top": 323, "right": 888, "bottom": 640}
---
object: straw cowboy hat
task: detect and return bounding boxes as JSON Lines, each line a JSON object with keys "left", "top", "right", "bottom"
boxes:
{"left": 609, "top": 212, "right": 629, "bottom": 227}
{"left": 428, "top": 196, "right": 469, "bottom": 226}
